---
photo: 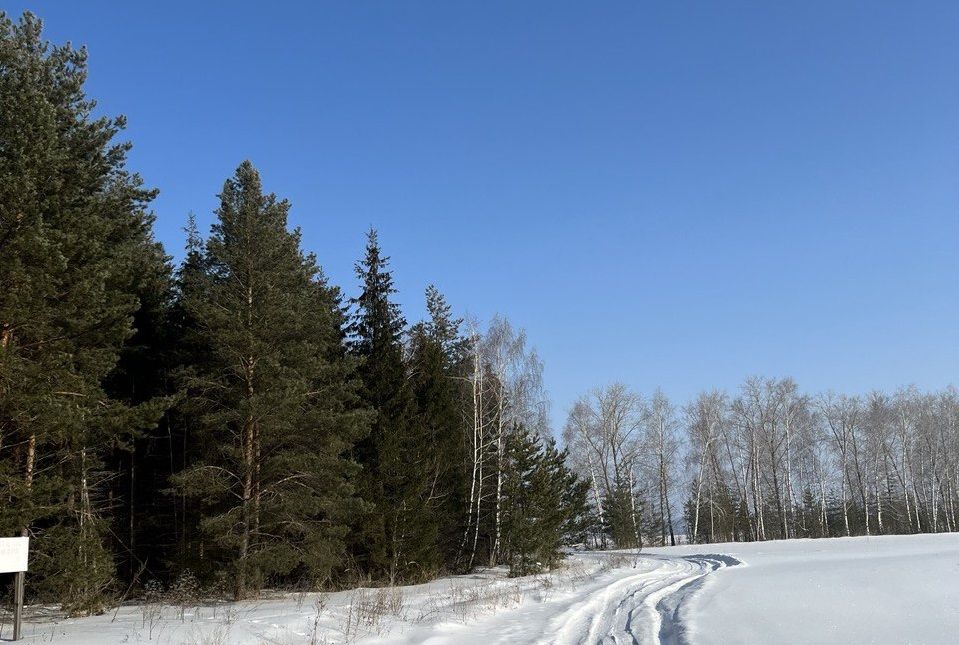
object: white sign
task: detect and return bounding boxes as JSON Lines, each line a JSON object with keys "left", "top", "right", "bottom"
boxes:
{"left": 0, "top": 537, "right": 28, "bottom": 573}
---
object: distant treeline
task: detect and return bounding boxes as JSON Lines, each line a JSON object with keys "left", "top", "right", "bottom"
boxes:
{"left": 0, "top": 13, "right": 589, "bottom": 613}
{"left": 564, "top": 379, "right": 959, "bottom": 548}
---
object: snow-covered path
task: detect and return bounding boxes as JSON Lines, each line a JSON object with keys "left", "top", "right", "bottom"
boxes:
{"left": 398, "top": 552, "right": 740, "bottom": 645}
{"left": 528, "top": 554, "right": 740, "bottom": 645}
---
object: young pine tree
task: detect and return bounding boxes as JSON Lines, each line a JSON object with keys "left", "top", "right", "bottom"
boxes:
{"left": 173, "top": 162, "right": 366, "bottom": 599}
{"left": 0, "top": 12, "right": 169, "bottom": 612}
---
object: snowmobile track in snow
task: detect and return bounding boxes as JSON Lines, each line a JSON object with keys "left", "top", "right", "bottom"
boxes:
{"left": 654, "top": 554, "right": 742, "bottom": 645}
{"left": 543, "top": 552, "right": 742, "bottom": 645}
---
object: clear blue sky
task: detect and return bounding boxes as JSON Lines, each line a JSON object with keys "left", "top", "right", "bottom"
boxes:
{"left": 13, "top": 2, "right": 959, "bottom": 429}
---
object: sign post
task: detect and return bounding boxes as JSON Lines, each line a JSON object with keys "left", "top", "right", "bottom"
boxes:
{"left": 0, "top": 537, "right": 29, "bottom": 641}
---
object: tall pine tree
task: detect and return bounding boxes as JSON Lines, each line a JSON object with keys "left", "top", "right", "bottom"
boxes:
{"left": 173, "top": 162, "right": 366, "bottom": 598}
{"left": 0, "top": 12, "right": 169, "bottom": 612}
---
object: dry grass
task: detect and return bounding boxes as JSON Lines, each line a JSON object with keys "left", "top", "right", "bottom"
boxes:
{"left": 338, "top": 586, "right": 406, "bottom": 642}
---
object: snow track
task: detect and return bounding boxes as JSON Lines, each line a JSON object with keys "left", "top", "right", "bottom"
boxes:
{"left": 540, "top": 553, "right": 741, "bottom": 645}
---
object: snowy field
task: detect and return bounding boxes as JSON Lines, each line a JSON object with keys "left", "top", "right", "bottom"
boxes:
{"left": 650, "top": 533, "right": 959, "bottom": 645}
{"left": 4, "top": 533, "right": 957, "bottom": 644}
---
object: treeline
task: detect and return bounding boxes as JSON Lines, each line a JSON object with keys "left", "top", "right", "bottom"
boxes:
{"left": 564, "top": 379, "right": 959, "bottom": 548}
{"left": 0, "top": 13, "right": 589, "bottom": 613}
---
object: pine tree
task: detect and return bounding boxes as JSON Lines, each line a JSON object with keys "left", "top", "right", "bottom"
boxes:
{"left": 173, "top": 162, "right": 365, "bottom": 599}
{"left": 0, "top": 12, "right": 168, "bottom": 612}
{"left": 349, "top": 230, "right": 432, "bottom": 582}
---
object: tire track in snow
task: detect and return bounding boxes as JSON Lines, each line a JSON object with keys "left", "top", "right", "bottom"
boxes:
{"left": 543, "top": 552, "right": 741, "bottom": 645}
{"left": 654, "top": 555, "right": 742, "bottom": 645}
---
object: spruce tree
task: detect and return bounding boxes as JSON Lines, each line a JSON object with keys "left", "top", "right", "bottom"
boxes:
{"left": 558, "top": 446, "right": 593, "bottom": 551}
{"left": 0, "top": 12, "right": 168, "bottom": 612}
{"left": 173, "top": 162, "right": 365, "bottom": 598}
{"left": 501, "top": 425, "right": 588, "bottom": 576}
{"left": 163, "top": 214, "right": 212, "bottom": 576}
{"left": 408, "top": 286, "right": 469, "bottom": 572}
{"left": 349, "top": 230, "right": 432, "bottom": 582}
{"left": 102, "top": 238, "right": 175, "bottom": 585}
{"left": 502, "top": 426, "right": 545, "bottom": 576}
{"left": 603, "top": 472, "right": 644, "bottom": 549}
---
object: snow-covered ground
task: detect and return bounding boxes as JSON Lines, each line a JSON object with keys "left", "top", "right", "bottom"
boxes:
{"left": 648, "top": 533, "right": 959, "bottom": 645}
{"left": 4, "top": 533, "right": 957, "bottom": 644}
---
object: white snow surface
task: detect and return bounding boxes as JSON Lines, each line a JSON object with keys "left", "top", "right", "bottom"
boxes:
{"left": 4, "top": 533, "right": 957, "bottom": 644}
{"left": 652, "top": 533, "right": 959, "bottom": 645}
